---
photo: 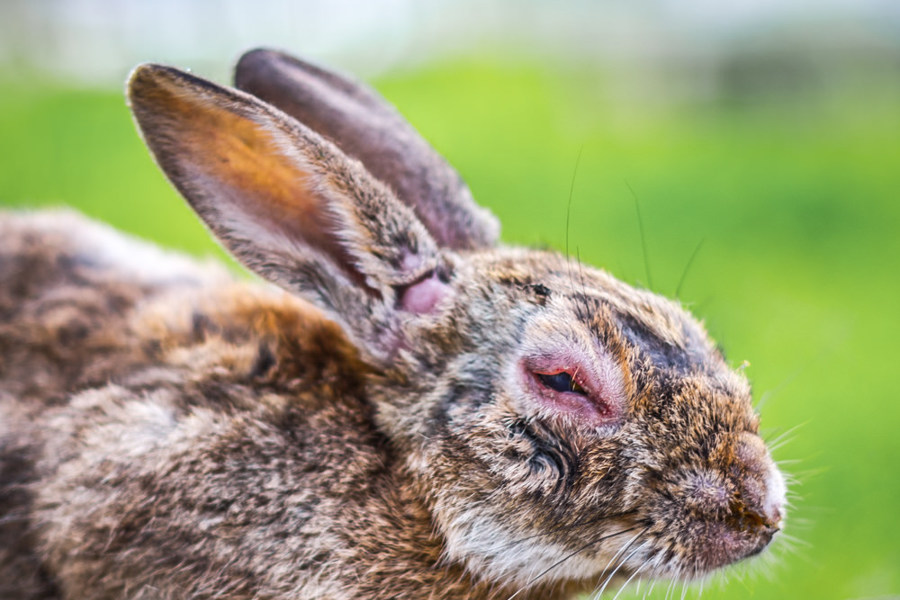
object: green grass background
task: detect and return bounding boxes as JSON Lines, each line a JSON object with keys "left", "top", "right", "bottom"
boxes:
{"left": 1, "top": 59, "right": 898, "bottom": 598}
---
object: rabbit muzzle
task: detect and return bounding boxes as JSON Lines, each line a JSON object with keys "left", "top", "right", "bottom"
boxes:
{"left": 656, "top": 431, "right": 786, "bottom": 574}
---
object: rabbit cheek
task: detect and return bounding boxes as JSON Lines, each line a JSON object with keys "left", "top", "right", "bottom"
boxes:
{"left": 500, "top": 419, "right": 578, "bottom": 495}
{"left": 438, "top": 512, "right": 605, "bottom": 588}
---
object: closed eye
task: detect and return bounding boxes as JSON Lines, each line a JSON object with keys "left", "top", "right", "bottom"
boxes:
{"left": 535, "top": 371, "right": 588, "bottom": 396}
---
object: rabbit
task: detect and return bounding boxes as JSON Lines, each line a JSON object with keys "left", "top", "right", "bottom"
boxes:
{"left": 0, "top": 48, "right": 787, "bottom": 600}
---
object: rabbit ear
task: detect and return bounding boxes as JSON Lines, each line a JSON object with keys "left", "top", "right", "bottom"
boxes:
{"left": 128, "top": 64, "right": 452, "bottom": 361}
{"left": 233, "top": 48, "right": 500, "bottom": 251}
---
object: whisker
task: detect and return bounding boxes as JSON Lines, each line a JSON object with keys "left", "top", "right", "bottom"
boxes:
{"left": 664, "top": 575, "right": 677, "bottom": 600}
{"left": 675, "top": 238, "right": 705, "bottom": 299}
{"left": 610, "top": 543, "right": 652, "bottom": 600}
{"left": 494, "top": 509, "right": 639, "bottom": 553}
{"left": 764, "top": 421, "right": 808, "bottom": 451}
{"left": 647, "top": 572, "right": 660, "bottom": 599}
{"left": 505, "top": 525, "right": 640, "bottom": 600}
{"left": 774, "top": 458, "right": 806, "bottom": 466}
{"left": 592, "top": 528, "right": 648, "bottom": 599}
{"left": 777, "top": 532, "right": 811, "bottom": 548}
{"left": 633, "top": 572, "right": 643, "bottom": 598}
{"left": 565, "top": 145, "right": 584, "bottom": 264}
{"left": 625, "top": 180, "right": 653, "bottom": 289}
{"left": 767, "top": 438, "right": 798, "bottom": 455}
{"left": 779, "top": 464, "right": 826, "bottom": 488}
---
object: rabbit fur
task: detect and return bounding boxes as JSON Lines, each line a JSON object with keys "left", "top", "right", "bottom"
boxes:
{"left": 0, "top": 49, "right": 786, "bottom": 600}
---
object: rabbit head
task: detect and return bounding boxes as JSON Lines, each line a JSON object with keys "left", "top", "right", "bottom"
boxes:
{"left": 128, "top": 50, "right": 785, "bottom": 592}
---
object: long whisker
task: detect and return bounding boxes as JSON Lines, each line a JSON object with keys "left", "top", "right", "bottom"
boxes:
{"left": 664, "top": 575, "right": 677, "bottom": 600}
{"left": 625, "top": 180, "right": 652, "bottom": 290}
{"left": 764, "top": 421, "right": 808, "bottom": 452}
{"left": 596, "top": 531, "right": 645, "bottom": 593}
{"left": 611, "top": 542, "right": 652, "bottom": 600}
{"left": 675, "top": 238, "right": 705, "bottom": 299}
{"left": 495, "top": 509, "right": 638, "bottom": 552}
{"left": 566, "top": 145, "right": 584, "bottom": 264}
{"left": 592, "top": 531, "right": 648, "bottom": 599}
{"left": 505, "top": 526, "right": 640, "bottom": 600}
{"left": 647, "top": 568, "right": 661, "bottom": 599}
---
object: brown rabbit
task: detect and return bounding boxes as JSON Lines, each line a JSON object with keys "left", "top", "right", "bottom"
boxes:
{"left": 0, "top": 49, "right": 786, "bottom": 600}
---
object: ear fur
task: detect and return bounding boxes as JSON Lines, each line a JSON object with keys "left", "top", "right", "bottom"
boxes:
{"left": 127, "top": 64, "right": 448, "bottom": 362}
{"left": 234, "top": 48, "right": 500, "bottom": 251}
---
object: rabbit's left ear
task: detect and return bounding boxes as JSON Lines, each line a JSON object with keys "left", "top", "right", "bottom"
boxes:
{"left": 128, "top": 64, "right": 452, "bottom": 362}
{"left": 234, "top": 49, "right": 500, "bottom": 251}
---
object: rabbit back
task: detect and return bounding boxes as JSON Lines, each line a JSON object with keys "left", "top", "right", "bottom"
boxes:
{"left": 0, "top": 209, "right": 200, "bottom": 598}
{"left": 0, "top": 210, "right": 406, "bottom": 599}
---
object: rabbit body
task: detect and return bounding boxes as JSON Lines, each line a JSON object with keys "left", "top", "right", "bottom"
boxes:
{"left": 0, "top": 50, "right": 787, "bottom": 599}
{"left": 0, "top": 212, "right": 555, "bottom": 599}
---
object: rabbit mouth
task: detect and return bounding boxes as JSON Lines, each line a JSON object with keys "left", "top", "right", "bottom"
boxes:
{"left": 579, "top": 518, "right": 779, "bottom": 591}
{"left": 633, "top": 479, "right": 784, "bottom": 579}
{"left": 665, "top": 517, "right": 779, "bottom": 576}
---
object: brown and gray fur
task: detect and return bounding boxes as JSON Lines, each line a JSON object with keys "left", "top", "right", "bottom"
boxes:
{"left": 0, "top": 49, "right": 786, "bottom": 599}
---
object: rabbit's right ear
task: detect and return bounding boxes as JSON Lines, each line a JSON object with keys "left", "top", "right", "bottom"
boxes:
{"left": 234, "top": 49, "right": 500, "bottom": 251}
{"left": 128, "top": 64, "right": 453, "bottom": 362}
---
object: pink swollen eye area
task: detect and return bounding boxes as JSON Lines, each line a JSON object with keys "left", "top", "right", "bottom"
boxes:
{"left": 520, "top": 353, "right": 625, "bottom": 429}
{"left": 526, "top": 367, "right": 616, "bottom": 427}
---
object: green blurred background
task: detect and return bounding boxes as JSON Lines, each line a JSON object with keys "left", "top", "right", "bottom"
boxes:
{"left": 1, "top": 1, "right": 898, "bottom": 598}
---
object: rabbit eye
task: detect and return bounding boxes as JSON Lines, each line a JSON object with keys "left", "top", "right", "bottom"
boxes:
{"left": 535, "top": 371, "right": 588, "bottom": 396}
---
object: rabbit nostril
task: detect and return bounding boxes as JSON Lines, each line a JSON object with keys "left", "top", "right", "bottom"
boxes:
{"left": 764, "top": 504, "right": 782, "bottom": 529}
{"left": 732, "top": 433, "right": 787, "bottom": 529}
{"left": 728, "top": 496, "right": 781, "bottom": 532}
{"left": 762, "top": 464, "right": 787, "bottom": 528}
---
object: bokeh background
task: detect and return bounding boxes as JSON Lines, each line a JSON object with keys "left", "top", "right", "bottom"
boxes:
{"left": 1, "top": 1, "right": 898, "bottom": 598}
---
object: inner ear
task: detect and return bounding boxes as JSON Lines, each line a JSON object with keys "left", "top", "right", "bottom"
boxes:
{"left": 234, "top": 49, "right": 501, "bottom": 251}
{"left": 131, "top": 68, "right": 370, "bottom": 289}
{"left": 130, "top": 64, "right": 453, "bottom": 362}
{"left": 396, "top": 269, "right": 453, "bottom": 315}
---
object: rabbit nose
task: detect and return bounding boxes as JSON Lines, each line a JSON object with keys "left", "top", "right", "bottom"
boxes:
{"left": 760, "top": 461, "right": 786, "bottom": 528}
{"left": 733, "top": 433, "right": 786, "bottom": 530}
{"left": 729, "top": 494, "right": 779, "bottom": 534}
